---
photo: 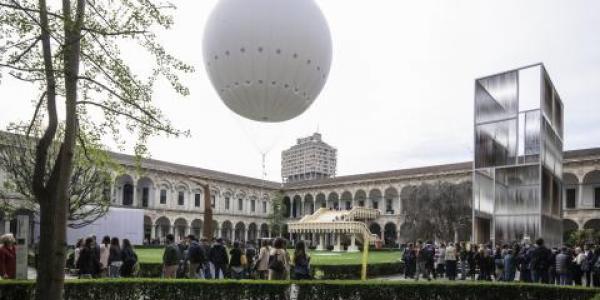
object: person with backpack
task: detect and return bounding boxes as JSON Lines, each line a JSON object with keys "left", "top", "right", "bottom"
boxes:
{"left": 555, "top": 247, "right": 571, "bottom": 285}
{"left": 186, "top": 235, "right": 206, "bottom": 278}
{"left": 530, "top": 238, "right": 552, "bottom": 284}
{"left": 292, "top": 240, "right": 311, "bottom": 280}
{"left": 403, "top": 243, "right": 416, "bottom": 279}
{"left": 163, "top": 234, "right": 180, "bottom": 278}
{"left": 256, "top": 239, "right": 271, "bottom": 279}
{"left": 268, "top": 238, "right": 290, "bottom": 280}
{"left": 245, "top": 242, "right": 257, "bottom": 279}
{"left": 582, "top": 244, "right": 595, "bottom": 287}
{"left": 209, "top": 238, "right": 229, "bottom": 279}
{"left": 76, "top": 237, "right": 100, "bottom": 279}
{"left": 120, "top": 239, "right": 138, "bottom": 277}
{"left": 108, "top": 237, "right": 123, "bottom": 278}
{"left": 229, "top": 241, "right": 246, "bottom": 279}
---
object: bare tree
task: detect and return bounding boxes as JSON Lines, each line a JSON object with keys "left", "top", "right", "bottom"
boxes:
{"left": 0, "top": 1, "right": 192, "bottom": 298}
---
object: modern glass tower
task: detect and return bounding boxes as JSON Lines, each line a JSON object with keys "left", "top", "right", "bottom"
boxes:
{"left": 473, "top": 64, "right": 564, "bottom": 247}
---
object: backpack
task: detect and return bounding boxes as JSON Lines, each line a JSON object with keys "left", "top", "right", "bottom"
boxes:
{"left": 269, "top": 253, "right": 285, "bottom": 272}
{"left": 189, "top": 244, "right": 205, "bottom": 264}
{"left": 593, "top": 259, "right": 600, "bottom": 273}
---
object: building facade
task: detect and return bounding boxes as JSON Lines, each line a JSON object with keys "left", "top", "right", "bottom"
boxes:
{"left": 0, "top": 147, "right": 599, "bottom": 247}
{"left": 281, "top": 132, "right": 337, "bottom": 183}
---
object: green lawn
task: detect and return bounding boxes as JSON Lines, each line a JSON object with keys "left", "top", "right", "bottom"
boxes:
{"left": 136, "top": 248, "right": 401, "bottom": 265}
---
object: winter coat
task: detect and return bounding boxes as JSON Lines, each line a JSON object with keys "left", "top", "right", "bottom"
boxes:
{"left": 77, "top": 247, "right": 99, "bottom": 276}
{"left": 530, "top": 245, "right": 552, "bottom": 271}
{"left": 163, "top": 243, "right": 180, "bottom": 266}
{"left": 503, "top": 254, "right": 516, "bottom": 275}
{"left": 209, "top": 243, "right": 229, "bottom": 266}
{"left": 108, "top": 245, "right": 122, "bottom": 266}
{"left": 0, "top": 246, "right": 16, "bottom": 279}
{"left": 256, "top": 246, "right": 271, "bottom": 271}
{"left": 445, "top": 246, "right": 457, "bottom": 261}
{"left": 555, "top": 252, "right": 570, "bottom": 275}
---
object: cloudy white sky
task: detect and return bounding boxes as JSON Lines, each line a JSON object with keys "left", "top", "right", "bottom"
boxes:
{"left": 1, "top": 0, "right": 599, "bottom": 182}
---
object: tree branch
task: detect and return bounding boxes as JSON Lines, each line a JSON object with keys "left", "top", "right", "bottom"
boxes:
{"left": 76, "top": 100, "right": 170, "bottom": 132}
{"left": 27, "top": 91, "right": 47, "bottom": 137}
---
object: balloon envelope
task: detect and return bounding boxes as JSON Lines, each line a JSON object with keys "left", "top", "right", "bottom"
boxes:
{"left": 203, "top": 0, "right": 332, "bottom": 122}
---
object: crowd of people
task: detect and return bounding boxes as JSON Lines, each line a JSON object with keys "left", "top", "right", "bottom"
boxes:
{"left": 69, "top": 235, "right": 138, "bottom": 278}
{"left": 402, "top": 238, "right": 600, "bottom": 286}
{"left": 161, "top": 234, "right": 311, "bottom": 280}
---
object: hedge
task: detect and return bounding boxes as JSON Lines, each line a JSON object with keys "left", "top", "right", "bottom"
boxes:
{"left": 136, "top": 261, "right": 404, "bottom": 279}
{"left": 0, "top": 279, "right": 598, "bottom": 300}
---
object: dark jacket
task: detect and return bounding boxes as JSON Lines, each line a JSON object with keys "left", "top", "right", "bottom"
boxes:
{"left": 108, "top": 245, "right": 122, "bottom": 265}
{"left": 163, "top": 243, "right": 180, "bottom": 266}
{"left": 77, "top": 247, "right": 99, "bottom": 276}
{"left": 187, "top": 241, "right": 206, "bottom": 264}
{"left": 531, "top": 245, "right": 552, "bottom": 271}
{"left": 209, "top": 243, "right": 229, "bottom": 266}
{"left": 555, "top": 252, "right": 570, "bottom": 274}
{"left": 120, "top": 247, "right": 138, "bottom": 277}
{"left": 229, "top": 248, "right": 243, "bottom": 267}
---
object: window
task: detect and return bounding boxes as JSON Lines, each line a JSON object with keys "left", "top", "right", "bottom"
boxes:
{"left": 142, "top": 187, "right": 149, "bottom": 207}
{"left": 211, "top": 195, "right": 216, "bottom": 208}
{"left": 225, "top": 197, "right": 230, "bottom": 210}
{"left": 262, "top": 201, "right": 267, "bottom": 213}
{"left": 178, "top": 191, "right": 184, "bottom": 206}
{"left": 194, "top": 193, "right": 201, "bottom": 207}
{"left": 566, "top": 188, "right": 576, "bottom": 209}
{"left": 595, "top": 187, "right": 600, "bottom": 209}
{"left": 358, "top": 200, "right": 364, "bottom": 207}
{"left": 386, "top": 199, "right": 393, "bottom": 213}
{"left": 238, "top": 198, "right": 243, "bottom": 211}
{"left": 251, "top": 200, "right": 256, "bottom": 212}
{"left": 345, "top": 201, "right": 351, "bottom": 210}
{"left": 372, "top": 201, "right": 378, "bottom": 210}
{"left": 160, "top": 189, "right": 167, "bottom": 204}
{"left": 122, "top": 184, "right": 133, "bottom": 206}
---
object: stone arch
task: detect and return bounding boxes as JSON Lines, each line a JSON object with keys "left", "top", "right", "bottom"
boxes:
{"left": 584, "top": 219, "right": 600, "bottom": 231}
{"left": 354, "top": 189, "right": 367, "bottom": 207}
{"left": 248, "top": 223, "right": 258, "bottom": 242}
{"left": 583, "top": 170, "right": 600, "bottom": 208}
{"left": 384, "top": 187, "right": 399, "bottom": 214}
{"left": 191, "top": 219, "right": 203, "bottom": 238}
{"left": 143, "top": 215, "right": 153, "bottom": 241}
{"left": 115, "top": 174, "right": 134, "bottom": 206}
{"left": 137, "top": 177, "right": 154, "bottom": 208}
{"left": 173, "top": 218, "right": 188, "bottom": 241}
{"left": 155, "top": 216, "right": 171, "bottom": 240}
{"left": 368, "top": 188, "right": 382, "bottom": 210}
{"left": 234, "top": 221, "right": 246, "bottom": 241}
{"left": 221, "top": 220, "right": 233, "bottom": 241}
{"left": 341, "top": 191, "right": 352, "bottom": 210}
{"left": 327, "top": 192, "right": 339, "bottom": 210}
{"left": 369, "top": 223, "right": 381, "bottom": 237}
{"left": 292, "top": 195, "right": 302, "bottom": 218}
{"left": 315, "top": 193, "right": 326, "bottom": 208}
{"left": 260, "top": 223, "right": 269, "bottom": 238}
{"left": 304, "top": 194, "right": 314, "bottom": 215}
{"left": 384, "top": 222, "right": 397, "bottom": 247}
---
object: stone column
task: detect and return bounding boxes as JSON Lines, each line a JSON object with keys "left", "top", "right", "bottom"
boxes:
{"left": 333, "top": 233, "right": 343, "bottom": 252}
{"left": 4, "top": 220, "right": 10, "bottom": 234}
{"left": 244, "top": 228, "right": 249, "bottom": 242}
{"left": 347, "top": 234, "right": 359, "bottom": 252}
{"left": 317, "top": 233, "right": 325, "bottom": 251}
{"left": 151, "top": 224, "right": 156, "bottom": 240}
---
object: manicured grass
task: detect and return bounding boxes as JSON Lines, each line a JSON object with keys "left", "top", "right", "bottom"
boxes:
{"left": 135, "top": 248, "right": 401, "bottom": 265}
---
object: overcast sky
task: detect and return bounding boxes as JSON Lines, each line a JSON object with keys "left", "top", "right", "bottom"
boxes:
{"left": 1, "top": 0, "right": 599, "bottom": 182}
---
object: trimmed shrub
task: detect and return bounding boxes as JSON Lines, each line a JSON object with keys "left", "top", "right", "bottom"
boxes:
{"left": 0, "top": 279, "right": 598, "bottom": 300}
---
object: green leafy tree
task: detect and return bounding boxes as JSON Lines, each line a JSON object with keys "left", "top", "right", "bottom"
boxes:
{"left": 0, "top": 1, "right": 192, "bottom": 298}
{"left": 269, "top": 190, "right": 286, "bottom": 237}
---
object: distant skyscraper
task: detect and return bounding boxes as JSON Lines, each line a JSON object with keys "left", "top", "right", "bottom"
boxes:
{"left": 281, "top": 133, "right": 337, "bottom": 183}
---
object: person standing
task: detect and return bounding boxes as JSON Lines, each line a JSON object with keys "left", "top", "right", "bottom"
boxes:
{"left": 256, "top": 239, "right": 271, "bottom": 280}
{"left": 268, "top": 238, "right": 290, "bottom": 280}
{"left": 436, "top": 243, "right": 446, "bottom": 279}
{"left": 209, "top": 238, "right": 229, "bottom": 279}
{"left": 186, "top": 235, "right": 205, "bottom": 279}
{"left": 99, "top": 236, "right": 111, "bottom": 277}
{"left": 0, "top": 234, "right": 16, "bottom": 279}
{"left": 555, "top": 247, "right": 570, "bottom": 285}
{"left": 200, "top": 238, "right": 213, "bottom": 279}
{"left": 582, "top": 245, "right": 595, "bottom": 287}
{"left": 573, "top": 247, "right": 585, "bottom": 285}
{"left": 403, "top": 243, "right": 416, "bottom": 279}
{"left": 292, "top": 240, "right": 311, "bottom": 280}
{"left": 503, "top": 249, "right": 516, "bottom": 282}
{"left": 73, "top": 238, "right": 84, "bottom": 269}
{"left": 108, "top": 237, "right": 123, "bottom": 278}
{"left": 414, "top": 241, "right": 426, "bottom": 281}
{"left": 493, "top": 245, "right": 504, "bottom": 281}
{"left": 530, "top": 238, "right": 552, "bottom": 284}
{"left": 120, "top": 239, "right": 138, "bottom": 277}
{"left": 229, "top": 241, "right": 246, "bottom": 279}
{"left": 77, "top": 237, "right": 100, "bottom": 279}
{"left": 245, "top": 242, "right": 257, "bottom": 279}
{"left": 445, "top": 242, "right": 457, "bottom": 280}
{"left": 162, "top": 234, "right": 180, "bottom": 278}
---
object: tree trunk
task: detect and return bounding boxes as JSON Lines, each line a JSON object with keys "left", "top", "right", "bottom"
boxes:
{"left": 202, "top": 185, "right": 213, "bottom": 240}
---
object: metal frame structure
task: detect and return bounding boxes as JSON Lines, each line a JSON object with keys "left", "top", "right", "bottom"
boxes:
{"left": 472, "top": 63, "right": 564, "bottom": 247}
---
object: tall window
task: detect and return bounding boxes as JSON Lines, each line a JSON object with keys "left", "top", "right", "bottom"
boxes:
{"left": 345, "top": 201, "right": 351, "bottom": 210}
{"left": 160, "top": 189, "right": 167, "bottom": 204}
{"left": 386, "top": 199, "right": 393, "bottom": 213}
{"left": 194, "top": 193, "right": 201, "bottom": 207}
{"left": 372, "top": 201, "right": 378, "bottom": 210}
{"left": 123, "top": 184, "right": 133, "bottom": 206}
{"left": 178, "top": 191, "right": 185, "bottom": 206}
{"left": 142, "top": 187, "right": 149, "bottom": 207}
{"left": 211, "top": 195, "right": 216, "bottom": 208}
{"left": 262, "top": 201, "right": 267, "bottom": 213}
{"left": 225, "top": 197, "right": 230, "bottom": 210}
{"left": 566, "top": 188, "right": 576, "bottom": 209}
{"left": 251, "top": 200, "right": 256, "bottom": 212}
{"left": 595, "top": 187, "right": 600, "bottom": 208}
{"left": 238, "top": 198, "right": 243, "bottom": 211}
{"left": 358, "top": 200, "right": 364, "bottom": 207}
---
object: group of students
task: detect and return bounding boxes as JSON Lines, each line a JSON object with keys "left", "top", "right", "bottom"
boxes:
{"left": 403, "top": 238, "right": 600, "bottom": 286}
{"left": 162, "top": 234, "right": 311, "bottom": 280}
{"left": 71, "top": 235, "right": 138, "bottom": 278}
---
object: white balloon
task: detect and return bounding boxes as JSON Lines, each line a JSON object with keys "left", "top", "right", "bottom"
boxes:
{"left": 203, "top": 0, "right": 332, "bottom": 122}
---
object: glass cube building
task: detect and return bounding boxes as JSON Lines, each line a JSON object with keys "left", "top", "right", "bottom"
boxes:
{"left": 473, "top": 64, "right": 564, "bottom": 247}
